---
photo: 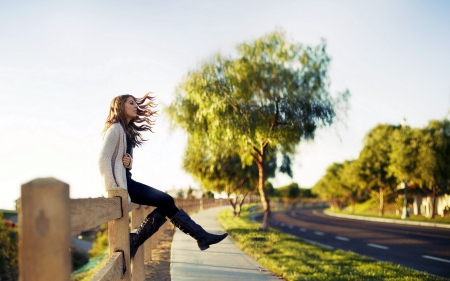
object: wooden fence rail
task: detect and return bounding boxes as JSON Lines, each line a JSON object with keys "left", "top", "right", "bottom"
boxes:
{"left": 18, "top": 178, "right": 229, "bottom": 281}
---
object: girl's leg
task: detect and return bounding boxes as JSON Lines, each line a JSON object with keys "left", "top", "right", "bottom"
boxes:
{"left": 127, "top": 177, "right": 179, "bottom": 218}
{"left": 126, "top": 177, "right": 176, "bottom": 259}
{"left": 127, "top": 177, "right": 227, "bottom": 253}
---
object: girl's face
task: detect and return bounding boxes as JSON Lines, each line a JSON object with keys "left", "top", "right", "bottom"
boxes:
{"left": 124, "top": 97, "right": 138, "bottom": 121}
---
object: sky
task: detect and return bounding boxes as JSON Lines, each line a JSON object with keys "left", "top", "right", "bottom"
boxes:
{"left": 1, "top": 0, "right": 449, "bottom": 210}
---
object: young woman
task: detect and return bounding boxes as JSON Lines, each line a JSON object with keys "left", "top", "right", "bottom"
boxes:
{"left": 98, "top": 93, "right": 227, "bottom": 259}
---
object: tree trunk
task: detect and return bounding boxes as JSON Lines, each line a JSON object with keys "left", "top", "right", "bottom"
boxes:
{"left": 349, "top": 196, "right": 356, "bottom": 214}
{"left": 236, "top": 191, "right": 249, "bottom": 217}
{"left": 228, "top": 197, "right": 238, "bottom": 216}
{"left": 429, "top": 185, "right": 437, "bottom": 219}
{"left": 378, "top": 187, "right": 386, "bottom": 216}
{"left": 255, "top": 144, "right": 270, "bottom": 231}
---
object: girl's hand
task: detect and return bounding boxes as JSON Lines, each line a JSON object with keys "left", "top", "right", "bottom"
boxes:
{"left": 122, "top": 154, "right": 131, "bottom": 168}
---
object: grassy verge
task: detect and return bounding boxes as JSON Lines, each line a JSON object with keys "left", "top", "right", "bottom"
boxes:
{"left": 217, "top": 205, "right": 445, "bottom": 281}
{"left": 71, "top": 249, "right": 108, "bottom": 281}
{"left": 327, "top": 209, "right": 450, "bottom": 224}
{"left": 328, "top": 198, "right": 450, "bottom": 224}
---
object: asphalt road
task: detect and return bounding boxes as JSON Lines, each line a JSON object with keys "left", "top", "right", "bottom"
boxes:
{"left": 259, "top": 208, "right": 450, "bottom": 279}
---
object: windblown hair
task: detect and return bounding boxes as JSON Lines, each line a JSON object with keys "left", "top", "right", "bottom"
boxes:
{"left": 103, "top": 93, "right": 157, "bottom": 147}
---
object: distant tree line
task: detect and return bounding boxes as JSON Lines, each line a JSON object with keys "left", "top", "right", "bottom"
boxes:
{"left": 312, "top": 120, "right": 450, "bottom": 218}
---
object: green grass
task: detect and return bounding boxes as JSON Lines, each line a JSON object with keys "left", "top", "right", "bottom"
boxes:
{"left": 328, "top": 209, "right": 450, "bottom": 224}
{"left": 352, "top": 197, "right": 379, "bottom": 213}
{"left": 217, "top": 206, "right": 446, "bottom": 281}
{"left": 71, "top": 249, "right": 108, "bottom": 281}
{"left": 331, "top": 199, "right": 450, "bottom": 224}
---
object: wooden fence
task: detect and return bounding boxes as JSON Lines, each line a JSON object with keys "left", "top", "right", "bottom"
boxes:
{"left": 18, "top": 178, "right": 228, "bottom": 281}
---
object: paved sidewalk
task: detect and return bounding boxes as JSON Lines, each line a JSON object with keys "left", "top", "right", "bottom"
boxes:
{"left": 170, "top": 206, "right": 279, "bottom": 281}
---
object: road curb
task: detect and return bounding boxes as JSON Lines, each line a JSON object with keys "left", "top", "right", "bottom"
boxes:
{"left": 323, "top": 210, "right": 450, "bottom": 229}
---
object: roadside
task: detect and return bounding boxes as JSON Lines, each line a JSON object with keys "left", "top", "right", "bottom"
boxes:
{"left": 123, "top": 204, "right": 450, "bottom": 281}
{"left": 324, "top": 209, "right": 450, "bottom": 228}
{"left": 219, "top": 206, "right": 447, "bottom": 281}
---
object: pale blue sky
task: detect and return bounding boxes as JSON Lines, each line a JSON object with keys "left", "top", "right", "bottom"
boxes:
{"left": 1, "top": 0, "right": 449, "bottom": 209}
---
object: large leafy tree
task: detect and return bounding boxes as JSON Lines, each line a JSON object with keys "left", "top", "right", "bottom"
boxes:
{"left": 168, "top": 30, "right": 348, "bottom": 230}
{"left": 416, "top": 120, "right": 450, "bottom": 218}
{"left": 358, "top": 124, "right": 400, "bottom": 216}
{"left": 389, "top": 120, "right": 450, "bottom": 218}
{"left": 389, "top": 126, "right": 421, "bottom": 185}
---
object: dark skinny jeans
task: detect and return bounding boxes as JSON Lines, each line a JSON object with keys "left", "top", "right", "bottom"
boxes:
{"left": 126, "top": 176, "right": 179, "bottom": 219}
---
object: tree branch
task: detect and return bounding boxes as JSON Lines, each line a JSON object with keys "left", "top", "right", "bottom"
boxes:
{"left": 253, "top": 146, "right": 263, "bottom": 158}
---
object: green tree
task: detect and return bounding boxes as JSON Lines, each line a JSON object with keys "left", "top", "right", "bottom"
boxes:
{"left": 340, "top": 160, "right": 365, "bottom": 213}
{"left": 183, "top": 133, "right": 278, "bottom": 216}
{"left": 389, "top": 125, "right": 421, "bottom": 185}
{"left": 182, "top": 133, "right": 253, "bottom": 216}
{"left": 312, "top": 162, "right": 347, "bottom": 209}
{"left": 358, "top": 124, "right": 400, "bottom": 216}
{"left": 389, "top": 120, "right": 450, "bottom": 218}
{"left": 388, "top": 125, "right": 422, "bottom": 216}
{"left": 298, "top": 187, "right": 316, "bottom": 199}
{"left": 312, "top": 161, "right": 363, "bottom": 212}
{"left": 277, "top": 182, "right": 301, "bottom": 199}
{"left": 416, "top": 120, "right": 450, "bottom": 218}
{"left": 0, "top": 213, "right": 18, "bottom": 281}
{"left": 168, "top": 30, "right": 348, "bottom": 230}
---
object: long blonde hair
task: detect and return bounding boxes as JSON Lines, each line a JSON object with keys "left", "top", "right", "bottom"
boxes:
{"left": 103, "top": 93, "right": 157, "bottom": 147}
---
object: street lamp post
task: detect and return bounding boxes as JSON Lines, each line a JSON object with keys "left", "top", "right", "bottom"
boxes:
{"left": 401, "top": 180, "right": 409, "bottom": 219}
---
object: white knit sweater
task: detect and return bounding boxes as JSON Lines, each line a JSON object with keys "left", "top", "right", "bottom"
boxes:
{"left": 98, "top": 123, "right": 133, "bottom": 201}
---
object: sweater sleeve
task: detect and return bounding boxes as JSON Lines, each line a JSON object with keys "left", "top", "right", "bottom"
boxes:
{"left": 125, "top": 153, "right": 133, "bottom": 169}
{"left": 98, "top": 126, "right": 120, "bottom": 191}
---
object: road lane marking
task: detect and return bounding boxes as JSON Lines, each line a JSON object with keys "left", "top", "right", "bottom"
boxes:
{"left": 302, "top": 238, "right": 334, "bottom": 250}
{"left": 422, "top": 255, "right": 450, "bottom": 263}
{"left": 288, "top": 225, "right": 294, "bottom": 229}
{"left": 367, "top": 243, "right": 389, "bottom": 250}
{"left": 314, "top": 231, "right": 325, "bottom": 236}
{"left": 336, "top": 236, "right": 350, "bottom": 241}
{"left": 299, "top": 228, "right": 306, "bottom": 232}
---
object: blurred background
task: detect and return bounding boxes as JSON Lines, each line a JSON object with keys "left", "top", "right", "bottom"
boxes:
{"left": 1, "top": 0, "right": 449, "bottom": 210}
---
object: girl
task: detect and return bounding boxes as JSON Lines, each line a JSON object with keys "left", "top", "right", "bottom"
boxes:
{"left": 98, "top": 93, "right": 227, "bottom": 259}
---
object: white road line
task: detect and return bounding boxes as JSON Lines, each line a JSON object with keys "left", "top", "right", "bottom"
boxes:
{"left": 367, "top": 243, "right": 389, "bottom": 250}
{"left": 314, "top": 231, "right": 325, "bottom": 236}
{"left": 288, "top": 225, "right": 294, "bottom": 229}
{"left": 299, "top": 228, "right": 307, "bottom": 232}
{"left": 336, "top": 236, "right": 350, "bottom": 241}
{"left": 302, "top": 238, "right": 334, "bottom": 250}
{"left": 422, "top": 255, "right": 450, "bottom": 263}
